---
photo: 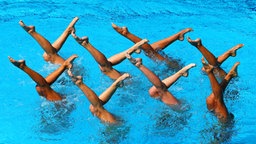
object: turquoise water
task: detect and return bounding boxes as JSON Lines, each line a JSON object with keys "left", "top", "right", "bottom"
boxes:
{"left": 1, "top": 0, "right": 256, "bottom": 143}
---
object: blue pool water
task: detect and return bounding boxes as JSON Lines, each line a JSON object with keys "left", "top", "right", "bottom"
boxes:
{"left": 1, "top": 0, "right": 256, "bottom": 143}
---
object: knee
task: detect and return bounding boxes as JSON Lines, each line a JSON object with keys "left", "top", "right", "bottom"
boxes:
{"left": 89, "top": 104, "right": 94, "bottom": 112}
{"left": 43, "top": 53, "right": 51, "bottom": 62}
{"left": 148, "top": 87, "right": 158, "bottom": 97}
{"left": 35, "top": 86, "right": 44, "bottom": 96}
{"left": 99, "top": 65, "right": 105, "bottom": 72}
{"left": 99, "top": 64, "right": 112, "bottom": 72}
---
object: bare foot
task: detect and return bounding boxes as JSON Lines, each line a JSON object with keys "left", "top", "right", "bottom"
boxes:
{"left": 178, "top": 63, "right": 196, "bottom": 77}
{"left": 126, "top": 39, "right": 149, "bottom": 54}
{"left": 63, "top": 54, "right": 78, "bottom": 69}
{"left": 112, "top": 23, "right": 129, "bottom": 36}
{"left": 229, "top": 44, "right": 244, "bottom": 57}
{"left": 116, "top": 73, "right": 131, "bottom": 87}
{"left": 19, "top": 20, "right": 35, "bottom": 33}
{"left": 71, "top": 31, "right": 89, "bottom": 45}
{"left": 178, "top": 28, "right": 193, "bottom": 41}
{"left": 201, "top": 58, "right": 214, "bottom": 73}
{"left": 134, "top": 58, "right": 142, "bottom": 67}
{"left": 66, "top": 17, "right": 79, "bottom": 34}
{"left": 73, "top": 76, "right": 83, "bottom": 85}
{"left": 8, "top": 56, "right": 26, "bottom": 69}
{"left": 187, "top": 37, "right": 202, "bottom": 47}
{"left": 119, "top": 73, "right": 130, "bottom": 80}
{"left": 125, "top": 53, "right": 142, "bottom": 67}
{"left": 228, "top": 62, "right": 240, "bottom": 78}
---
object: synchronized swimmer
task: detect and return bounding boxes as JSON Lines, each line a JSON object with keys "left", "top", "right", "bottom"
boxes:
{"left": 9, "top": 16, "right": 243, "bottom": 124}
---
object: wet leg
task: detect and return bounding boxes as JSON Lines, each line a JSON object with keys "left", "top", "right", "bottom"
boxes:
{"left": 9, "top": 56, "right": 49, "bottom": 86}
{"left": 68, "top": 72, "right": 117, "bottom": 123}
{"left": 72, "top": 33, "right": 122, "bottom": 79}
{"left": 202, "top": 57, "right": 223, "bottom": 111}
{"left": 151, "top": 28, "right": 192, "bottom": 51}
{"left": 126, "top": 53, "right": 180, "bottom": 104}
{"left": 188, "top": 37, "right": 227, "bottom": 77}
{"left": 202, "top": 58, "right": 222, "bottom": 97}
{"left": 219, "top": 62, "right": 239, "bottom": 91}
{"left": 98, "top": 73, "right": 130, "bottom": 105}
{"left": 148, "top": 63, "right": 195, "bottom": 97}
{"left": 217, "top": 44, "right": 243, "bottom": 65}
{"left": 67, "top": 74, "right": 102, "bottom": 107}
{"left": 112, "top": 23, "right": 165, "bottom": 60}
{"left": 187, "top": 37, "right": 218, "bottom": 66}
{"left": 19, "top": 20, "right": 65, "bottom": 64}
{"left": 45, "top": 54, "right": 78, "bottom": 85}
{"left": 161, "top": 63, "right": 196, "bottom": 88}
{"left": 126, "top": 53, "right": 168, "bottom": 93}
{"left": 52, "top": 17, "right": 79, "bottom": 51}
{"left": 8, "top": 56, "right": 63, "bottom": 101}
{"left": 107, "top": 39, "right": 148, "bottom": 66}
{"left": 72, "top": 34, "right": 112, "bottom": 68}
{"left": 203, "top": 59, "right": 238, "bottom": 122}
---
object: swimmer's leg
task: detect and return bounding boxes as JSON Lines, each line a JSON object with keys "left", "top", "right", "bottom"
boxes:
{"left": 52, "top": 17, "right": 79, "bottom": 51}
{"left": 45, "top": 54, "right": 78, "bottom": 85}
{"left": 67, "top": 73, "right": 102, "bottom": 107}
{"left": 207, "top": 62, "right": 239, "bottom": 110}
{"left": 99, "top": 73, "right": 130, "bottom": 105}
{"left": 126, "top": 54, "right": 180, "bottom": 105}
{"left": 19, "top": 20, "right": 65, "bottom": 64}
{"left": 72, "top": 33, "right": 112, "bottom": 68}
{"left": 161, "top": 63, "right": 196, "bottom": 88}
{"left": 9, "top": 56, "right": 63, "bottom": 101}
{"left": 202, "top": 57, "right": 230, "bottom": 121}
{"left": 202, "top": 58, "right": 223, "bottom": 99}
{"left": 125, "top": 53, "right": 168, "bottom": 92}
{"left": 8, "top": 56, "right": 49, "bottom": 87}
{"left": 188, "top": 37, "right": 227, "bottom": 77}
{"left": 112, "top": 23, "right": 165, "bottom": 61}
{"left": 187, "top": 37, "right": 218, "bottom": 66}
{"left": 151, "top": 28, "right": 193, "bottom": 51}
{"left": 219, "top": 62, "right": 239, "bottom": 92}
{"left": 107, "top": 39, "right": 148, "bottom": 66}
{"left": 217, "top": 44, "right": 243, "bottom": 65}
{"left": 72, "top": 32, "right": 122, "bottom": 79}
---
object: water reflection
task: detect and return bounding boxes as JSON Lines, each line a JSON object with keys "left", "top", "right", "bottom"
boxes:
{"left": 225, "top": 80, "right": 240, "bottom": 100}
{"left": 37, "top": 99, "right": 76, "bottom": 134}
{"left": 200, "top": 119, "right": 236, "bottom": 144}
{"left": 99, "top": 119, "right": 131, "bottom": 144}
{"left": 151, "top": 102, "right": 192, "bottom": 137}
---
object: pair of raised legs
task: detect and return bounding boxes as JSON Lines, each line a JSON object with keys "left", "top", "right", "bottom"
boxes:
{"left": 112, "top": 23, "right": 192, "bottom": 66}
{"left": 9, "top": 55, "right": 77, "bottom": 101}
{"left": 68, "top": 64, "right": 130, "bottom": 124}
{"left": 125, "top": 53, "right": 196, "bottom": 107}
{"left": 71, "top": 28, "right": 148, "bottom": 80}
{"left": 19, "top": 17, "right": 79, "bottom": 64}
{"left": 202, "top": 58, "right": 239, "bottom": 123}
{"left": 187, "top": 37, "right": 243, "bottom": 78}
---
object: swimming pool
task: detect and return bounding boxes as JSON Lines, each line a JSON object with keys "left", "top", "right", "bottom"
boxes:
{"left": 1, "top": 0, "right": 256, "bottom": 143}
